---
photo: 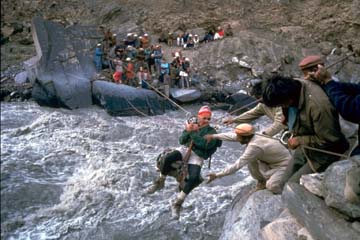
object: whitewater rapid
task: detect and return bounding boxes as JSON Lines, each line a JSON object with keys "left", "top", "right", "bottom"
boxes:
{"left": 1, "top": 102, "right": 263, "bottom": 240}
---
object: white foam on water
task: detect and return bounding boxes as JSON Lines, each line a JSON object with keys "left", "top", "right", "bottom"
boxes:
{"left": 1, "top": 102, "right": 267, "bottom": 240}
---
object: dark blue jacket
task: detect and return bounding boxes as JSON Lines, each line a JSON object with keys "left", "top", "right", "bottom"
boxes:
{"left": 323, "top": 81, "right": 360, "bottom": 156}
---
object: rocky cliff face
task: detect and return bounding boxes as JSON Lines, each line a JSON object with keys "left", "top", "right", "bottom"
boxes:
{"left": 2, "top": 0, "right": 360, "bottom": 103}
{"left": 2, "top": 0, "right": 360, "bottom": 70}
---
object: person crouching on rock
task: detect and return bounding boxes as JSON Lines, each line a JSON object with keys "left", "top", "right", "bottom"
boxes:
{"left": 205, "top": 123, "right": 291, "bottom": 194}
{"left": 146, "top": 106, "right": 222, "bottom": 219}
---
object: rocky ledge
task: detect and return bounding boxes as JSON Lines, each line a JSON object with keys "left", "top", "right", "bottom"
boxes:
{"left": 220, "top": 157, "right": 360, "bottom": 240}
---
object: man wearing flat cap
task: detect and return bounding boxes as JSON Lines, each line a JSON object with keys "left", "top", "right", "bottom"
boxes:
{"left": 205, "top": 123, "right": 292, "bottom": 194}
{"left": 298, "top": 55, "right": 325, "bottom": 82}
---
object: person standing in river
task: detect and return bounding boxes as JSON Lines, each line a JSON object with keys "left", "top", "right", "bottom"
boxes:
{"left": 146, "top": 106, "right": 222, "bottom": 219}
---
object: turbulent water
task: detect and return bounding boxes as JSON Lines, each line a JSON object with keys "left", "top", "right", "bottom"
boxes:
{"left": 1, "top": 101, "right": 262, "bottom": 240}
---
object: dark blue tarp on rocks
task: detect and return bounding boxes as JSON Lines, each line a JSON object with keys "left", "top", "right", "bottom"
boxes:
{"left": 92, "top": 81, "right": 174, "bottom": 116}
{"left": 30, "top": 17, "right": 102, "bottom": 109}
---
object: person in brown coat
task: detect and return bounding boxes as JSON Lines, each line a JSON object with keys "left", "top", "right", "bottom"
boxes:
{"left": 262, "top": 74, "right": 349, "bottom": 184}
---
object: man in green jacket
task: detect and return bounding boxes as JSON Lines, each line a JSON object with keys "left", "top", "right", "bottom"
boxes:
{"left": 147, "top": 106, "right": 222, "bottom": 219}
{"left": 262, "top": 75, "right": 349, "bottom": 184}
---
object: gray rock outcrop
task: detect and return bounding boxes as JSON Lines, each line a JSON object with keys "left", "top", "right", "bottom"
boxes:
{"left": 220, "top": 189, "right": 283, "bottom": 240}
{"left": 14, "top": 71, "right": 28, "bottom": 85}
{"left": 282, "top": 182, "right": 359, "bottom": 240}
{"left": 323, "top": 160, "right": 360, "bottom": 218}
{"left": 261, "top": 209, "right": 302, "bottom": 240}
{"left": 30, "top": 17, "right": 101, "bottom": 109}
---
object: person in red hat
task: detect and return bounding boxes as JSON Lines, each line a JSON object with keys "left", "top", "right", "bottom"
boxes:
{"left": 308, "top": 63, "right": 360, "bottom": 204}
{"left": 205, "top": 123, "right": 291, "bottom": 194}
{"left": 298, "top": 55, "right": 325, "bottom": 80}
{"left": 146, "top": 106, "right": 222, "bottom": 219}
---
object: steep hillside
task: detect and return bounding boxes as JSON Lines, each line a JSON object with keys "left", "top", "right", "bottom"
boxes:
{"left": 2, "top": 0, "right": 360, "bottom": 69}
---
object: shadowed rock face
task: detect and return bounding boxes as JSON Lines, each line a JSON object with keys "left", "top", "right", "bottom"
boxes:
{"left": 2, "top": 0, "right": 360, "bottom": 72}
{"left": 220, "top": 188, "right": 284, "bottom": 240}
{"left": 323, "top": 160, "right": 360, "bottom": 218}
{"left": 1, "top": 0, "right": 360, "bottom": 105}
{"left": 30, "top": 17, "right": 101, "bottom": 109}
{"left": 282, "top": 183, "right": 359, "bottom": 240}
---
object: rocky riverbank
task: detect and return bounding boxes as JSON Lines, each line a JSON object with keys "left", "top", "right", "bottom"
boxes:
{"left": 220, "top": 157, "right": 360, "bottom": 240}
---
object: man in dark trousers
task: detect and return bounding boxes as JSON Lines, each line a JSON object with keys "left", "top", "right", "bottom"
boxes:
{"left": 146, "top": 106, "right": 222, "bottom": 219}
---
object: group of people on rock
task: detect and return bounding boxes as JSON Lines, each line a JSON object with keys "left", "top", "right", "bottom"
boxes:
{"left": 158, "top": 24, "right": 233, "bottom": 49}
{"left": 93, "top": 25, "right": 233, "bottom": 95}
{"left": 146, "top": 55, "right": 360, "bottom": 220}
{"left": 94, "top": 30, "right": 197, "bottom": 95}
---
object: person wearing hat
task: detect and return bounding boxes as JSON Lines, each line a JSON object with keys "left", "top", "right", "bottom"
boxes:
{"left": 193, "top": 34, "right": 200, "bottom": 48}
{"left": 179, "top": 58, "right": 191, "bottom": 88}
{"left": 124, "top": 57, "right": 135, "bottom": 86}
{"left": 146, "top": 106, "right": 222, "bottom": 220}
{"left": 261, "top": 74, "right": 349, "bottom": 184}
{"left": 111, "top": 33, "right": 117, "bottom": 47}
{"left": 146, "top": 53, "right": 156, "bottom": 75}
{"left": 205, "top": 123, "right": 291, "bottom": 194}
{"left": 306, "top": 59, "right": 360, "bottom": 204}
{"left": 141, "top": 34, "right": 150, "bottom": 48}
{"left": 133, "top": 34, "right": 141, "bottom": 49}
{"left": 298, "top": 55, "right": 325, "bottom": 80}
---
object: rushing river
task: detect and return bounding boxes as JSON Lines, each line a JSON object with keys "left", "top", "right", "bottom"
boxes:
{"left": 1, "top": 101, "right": 264, "bottom": 240}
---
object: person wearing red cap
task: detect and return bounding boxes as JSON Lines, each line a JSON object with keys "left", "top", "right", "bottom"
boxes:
{"left": 261, "top": 74, "right": 349, "bottom": 184}
{"left": 307, "top": 64, "right": 360, "bottom": 156}
{"left": 146, "top": 106, "right": 222, "bottom": 219}
{"left": 308, "top": 63, "right": 360, "bottom": 204}
{"left": 205, "top": 124, "right": 291, "bottom": 194}
{"left": 298, "top": 55, "right": 325, "bottom": 80}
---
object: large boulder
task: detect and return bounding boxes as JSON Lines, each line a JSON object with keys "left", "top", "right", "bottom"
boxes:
{"left": 323, "top": 159, "right": 360, "bottom": 218}
{"left": 220, "top": 189, "right": 284, "bottom": 240}
{"left": 261, "top": 209, "right": 303, "bottom": 240}
{"left": 300, "top": 173, "right": 326, "bottom": 198}
{"left": 92, "top": 80, "right": 173, "bottom": 116}
{"left": 282, "top": 183, "right": 359, "bottom": 240}
{"left": 30, "top": 17, "right": 102, "bottom": 109}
